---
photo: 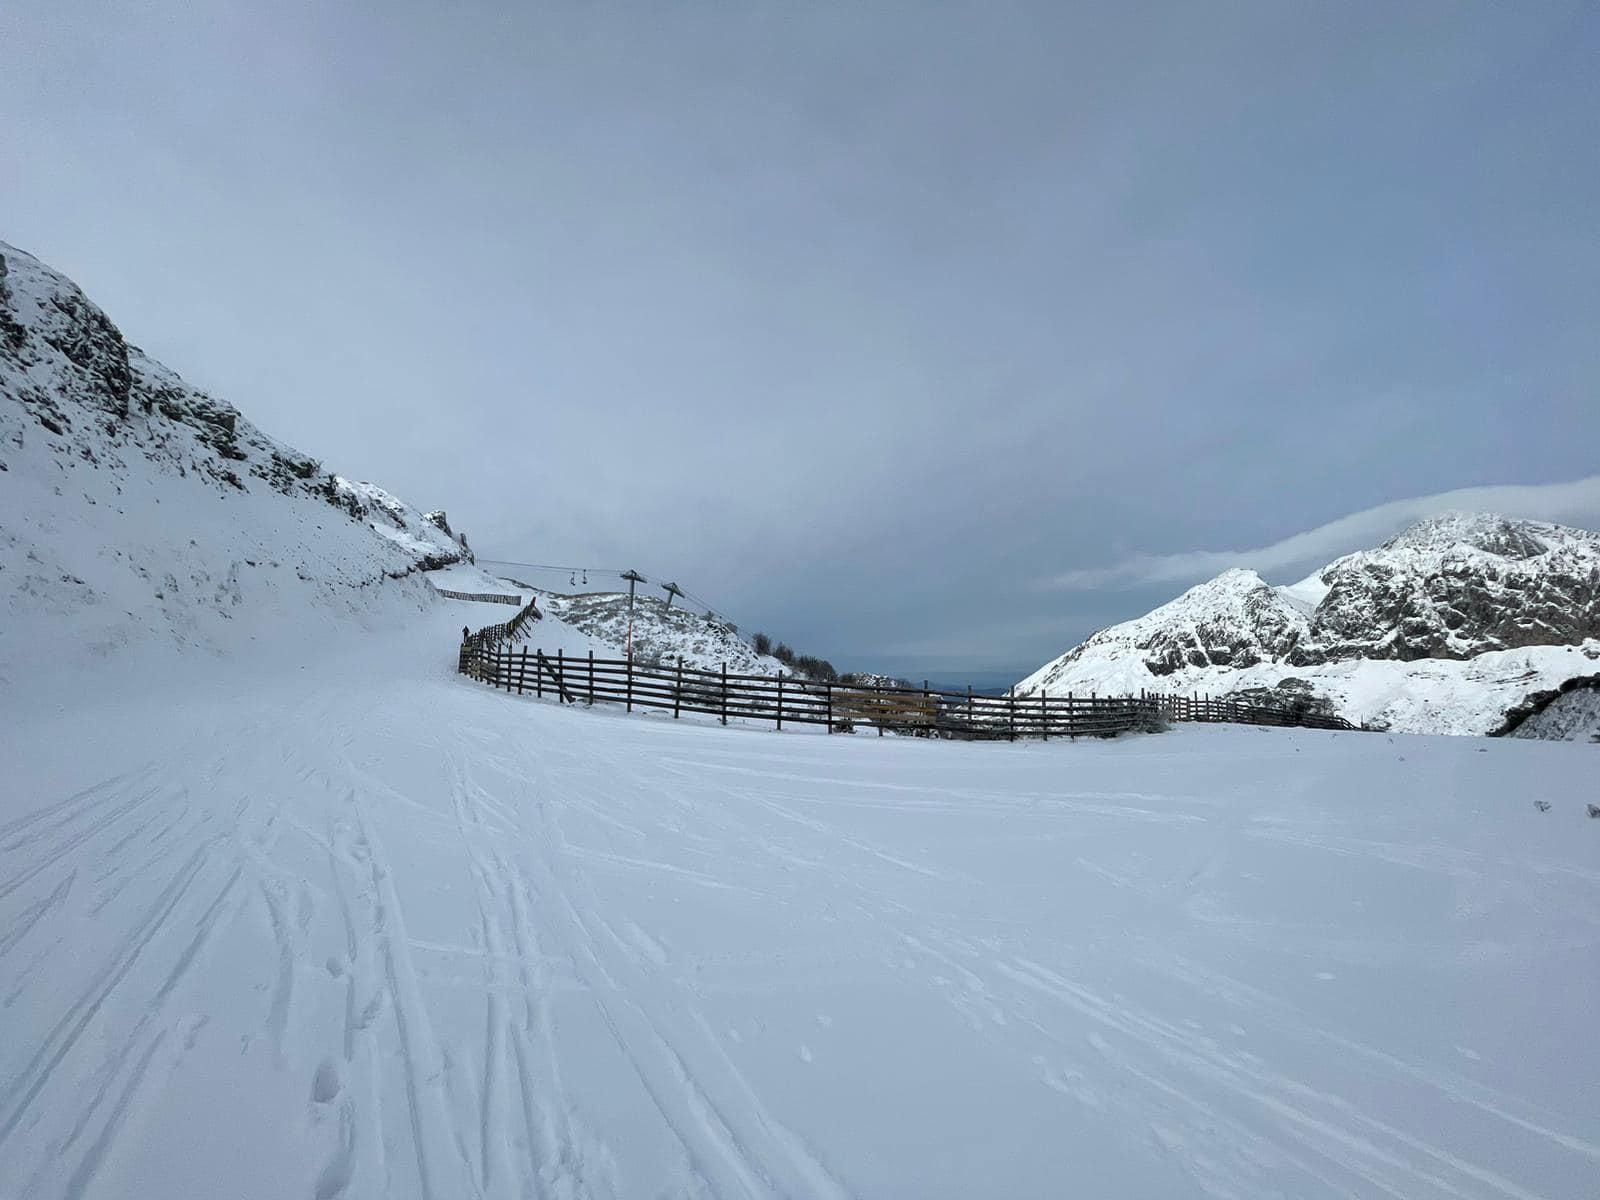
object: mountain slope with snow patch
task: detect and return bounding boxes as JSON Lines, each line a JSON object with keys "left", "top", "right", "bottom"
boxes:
{"left": 1020, "top": 513, "right": 1600, "bottom": 734}
{"left": 0, "top": 239, "right": 470, "bottom": 682}
{"left": 537, "top": 591, "right": 795, "bottom": 674}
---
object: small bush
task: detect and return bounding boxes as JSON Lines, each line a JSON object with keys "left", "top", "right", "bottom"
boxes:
{"left": 752, "top": 632, "right": 772, "bottom": 656}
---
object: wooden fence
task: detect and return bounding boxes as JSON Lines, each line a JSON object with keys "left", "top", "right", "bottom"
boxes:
{"left": 1148, "top": 692, "right": 1354, "bottom": 731}
{"left": 458, "top": 632, "right": 1358, "bottom": 740}
{"left": 460, "top": 642, "right": 1159, "bottom": 737}
{"left": 434, "top": 585, "right": 523, "bottom": 605}
{"left": 456, "top": 604, "right": 1359, "bottom": 738}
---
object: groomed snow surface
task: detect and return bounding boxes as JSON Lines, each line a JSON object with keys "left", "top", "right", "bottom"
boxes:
{"left": 4, "top": 597, "right": 1599, "bottom": 1200}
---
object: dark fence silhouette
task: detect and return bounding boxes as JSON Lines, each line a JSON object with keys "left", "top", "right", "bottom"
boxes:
{"left": 457, "top": 612, "right": 1358, "bottom": 738}
{"left": 434, "top": 585, "right": 522, "bottom": 605}
{"left": 1148, "top": 692, "right": 1353, "bottom": 730}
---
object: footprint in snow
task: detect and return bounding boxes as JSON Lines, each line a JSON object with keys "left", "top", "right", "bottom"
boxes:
{"left": 312, "top": 1058, "right": 343, "bottom": 1103}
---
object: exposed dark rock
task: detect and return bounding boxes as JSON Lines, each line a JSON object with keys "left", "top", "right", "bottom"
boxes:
{"left": 1491, "top": 673, "right": 1600, "bottom": 737}
{"left": 1, "top": 237, "right": 474, "bottom": 578}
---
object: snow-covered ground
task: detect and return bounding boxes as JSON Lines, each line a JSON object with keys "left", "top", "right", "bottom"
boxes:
{"left": 4, "top": 598, "right": 1598, "bottom": 1200}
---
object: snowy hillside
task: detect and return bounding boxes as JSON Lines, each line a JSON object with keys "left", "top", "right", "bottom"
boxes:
{"left": 1020, "top": 514, "right": 1600, "bottom": 734}
{"left": 537, "top": 591, "right": 796, "bottom": 674}
{"left": 1506, "top": 678, "right": 1600, "bottom": 742}
{"left": 1510, "top": 687, "right": 1600, "bottom": 741}
{"left": 0, "top": 240, "right": 469, "bottom": 683}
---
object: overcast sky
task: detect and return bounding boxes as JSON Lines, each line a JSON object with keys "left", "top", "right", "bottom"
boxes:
{"left": 4, "top": 2, "right": 1597, "bottom": 683}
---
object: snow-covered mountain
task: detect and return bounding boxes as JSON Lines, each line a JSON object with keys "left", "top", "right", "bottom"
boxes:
{"left": 535, "top": 592, "right": 780, "bottom": 673}
{"left": 0, "top": 239, "right": 470, "bottom": 681}
{"left": 1018, "top": 513, "right": 1600, "bottom": 734}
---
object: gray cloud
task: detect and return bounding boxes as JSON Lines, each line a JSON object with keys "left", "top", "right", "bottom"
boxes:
{"left": 1039, "top": 475, "right": 1600, "bottom": 592}
{"left": 3, "top": 2, "right": 1596, "bottom": 682}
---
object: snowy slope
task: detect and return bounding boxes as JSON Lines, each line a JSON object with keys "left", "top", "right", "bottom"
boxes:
{"left": 1020, "top": 514, "right": 1600, "bottom": 734}
{"left": 0, "top": 239, "right": 469, "bottom": 685}
{"left": 428, "top": 581, "right": 804, "bottom": 678}
{"left": 3, "top": 604, "right": 1598, "bottom": 1199}
{"left": 1508, "top": 681, "right": 1600, "bottom": 742}
{"left": 538, "top": 591, "right": 797, "bottom": 675}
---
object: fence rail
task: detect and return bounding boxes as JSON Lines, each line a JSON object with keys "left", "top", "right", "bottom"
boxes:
{"left": 456, "top": 618, "right": 1357, "bottom": 738}
{"left": 434, "top": 585, "right": 523, "bottom": 605}
{"left": 1148, "top": 692, "right": 1354, "bottom": 731}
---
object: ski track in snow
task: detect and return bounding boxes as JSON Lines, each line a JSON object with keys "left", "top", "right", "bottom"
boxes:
{"left": 3, "top": 609, "right": 1599, "bottom": 1198}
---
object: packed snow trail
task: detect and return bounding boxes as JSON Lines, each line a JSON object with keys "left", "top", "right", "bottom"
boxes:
{"left": 3, "top": 607, "right": 1599, "bottom": 1198}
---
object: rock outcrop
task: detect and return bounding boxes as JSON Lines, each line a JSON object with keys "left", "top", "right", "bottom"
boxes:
{"left": 1018, "top": 514, "right": 1600, "bottom": 735}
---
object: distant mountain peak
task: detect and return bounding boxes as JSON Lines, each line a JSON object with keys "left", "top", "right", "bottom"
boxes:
{"left": 1378, "top": 511, "right": 1554, "bottom": 559}
{"left": 1019, "top": 512, "right": 1600, "bottom": 734}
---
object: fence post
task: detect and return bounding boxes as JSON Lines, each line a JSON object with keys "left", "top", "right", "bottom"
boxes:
{"left": 826, "top": 682, "right": 833, "bottom": 732}
{"left": 627, "top": 653, "right": 634, "bottom": 713}
{"left": 535, "top": 649, "right": 543, "bottom": 699}
{"left": 776, "top": 672, "right": 784, "bottom": 731}
{"left": 556, "top": 648, "right": 565, "bottom": 702}
{"left": 588, "top": 650, "right": 595, "bottom": 706}
{"left": 1040, "top": 690, "right": 1048, "bottom": 740}
{"left": 1008, "top": 687, "right": 1016, "bottom": 742}
{"left": 877, "top": 684, "right": 884, "bottom": 736}
{"left": 674, "top": 658, "right": 683, "bottom": 719}
{"left": 966, "top": 684, "right": 973, "bottom": 732}
{"left": 1067, "top": 692, "right": 1075, "bottom": 738}
{"left": 518, "top": 647, "right": 527, "bottom": 695}
{"left": 721, "top": 662, "right": 728, "bottom": 726}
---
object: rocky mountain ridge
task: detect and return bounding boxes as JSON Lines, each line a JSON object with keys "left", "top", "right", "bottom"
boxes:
{"left": 0, "top": 238, "right": 471, "bottom": 675}
{"left": 1018, "top": 513, "right": 1600, "bottom": 735}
